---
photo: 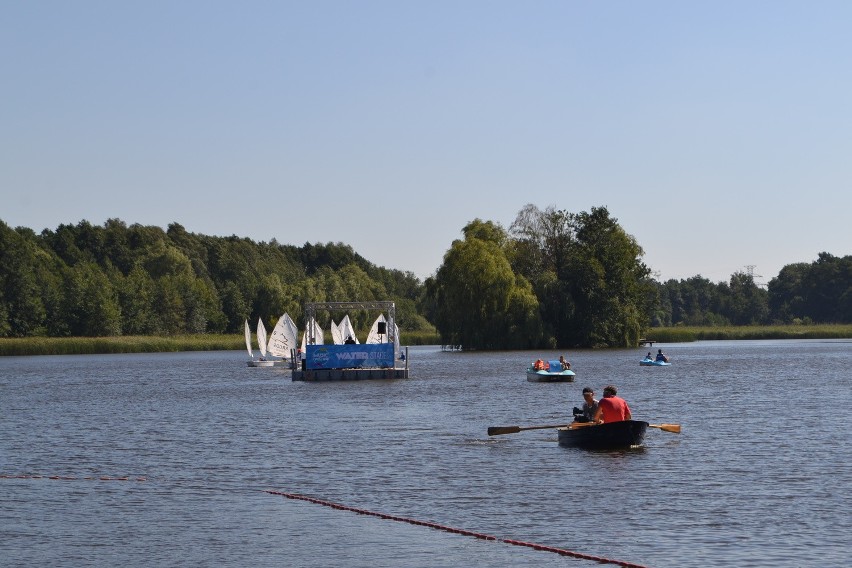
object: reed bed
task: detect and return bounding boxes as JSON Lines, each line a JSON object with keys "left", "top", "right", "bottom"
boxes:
{"left": 645, "top": 324, "right": 852, "bottom": 343}
{"left": 2, "top": 326, "right": 848, "bottom": 356}
{"left": 0, "top": 331, "right": 443, "bottom": 356}
{"left": 0, "top": 335, "right": 242, "bottom": 356}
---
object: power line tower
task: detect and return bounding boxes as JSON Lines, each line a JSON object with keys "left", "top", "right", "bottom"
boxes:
{"left": 744, "top": 265, "right": 766, "bottom": 288}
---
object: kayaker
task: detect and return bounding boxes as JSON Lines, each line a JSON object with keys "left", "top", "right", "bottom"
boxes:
{"left": 655, "top": 349, "right": 669, "bottom": 362}
{"left": 558, "top": 355, "right": 571, "bottom": 370}
{"left": 573, "top": 387, "right": 598, "bottom": 423}
{"left": 594, "top": 385, "right": 632, "bottom": 423}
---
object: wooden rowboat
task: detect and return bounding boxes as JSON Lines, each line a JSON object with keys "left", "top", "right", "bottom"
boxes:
{"left": 557, "top": 420, "right": 648, "bottom": 449}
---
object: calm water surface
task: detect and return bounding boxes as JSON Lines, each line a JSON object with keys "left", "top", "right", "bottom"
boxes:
{"left": 1, "top": 340, "right": 850, "bottom": 567}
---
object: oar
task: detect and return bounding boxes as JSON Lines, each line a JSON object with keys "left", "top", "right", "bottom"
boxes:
{"left": 648, "top": 423, "right": 681, "bottom": 433}
{"left": 570, "top": 421, "right": 681, "bottom": 433}
{"left": 487, "top": 423, "right": 570, "bottom": 436}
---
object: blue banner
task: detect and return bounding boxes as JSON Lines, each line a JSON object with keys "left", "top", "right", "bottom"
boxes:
{"left": 306, "top": 343, "right": 395, "bottom": 370}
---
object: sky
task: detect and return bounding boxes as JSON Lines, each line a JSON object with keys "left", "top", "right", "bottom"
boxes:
{"left": 2, "top": 1, "right": 850, "bottom": 285}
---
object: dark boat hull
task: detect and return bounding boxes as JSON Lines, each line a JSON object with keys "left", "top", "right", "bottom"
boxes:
{"left": 557, "top": 420, "right": 648, "bottom": 450}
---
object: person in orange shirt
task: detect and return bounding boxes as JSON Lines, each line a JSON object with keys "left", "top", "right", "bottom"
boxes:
{"left": 593, "top": 385, "right": 632, "bottom": 423}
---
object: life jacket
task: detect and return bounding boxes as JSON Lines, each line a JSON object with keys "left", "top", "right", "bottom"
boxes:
{"left": 534, "top": 359, "right": 546, "bottom": 370}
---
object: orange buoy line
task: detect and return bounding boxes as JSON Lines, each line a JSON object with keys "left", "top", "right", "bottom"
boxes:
{"left": 1, "top": 474, "right": 147, "bottom": 482}
{"left": 264, "top": 490, "right": 648, "bottom": 568}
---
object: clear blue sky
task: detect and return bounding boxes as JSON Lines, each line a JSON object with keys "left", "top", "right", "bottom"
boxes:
{"left": 3, "top": 1, "right": 850, "bottom": 284}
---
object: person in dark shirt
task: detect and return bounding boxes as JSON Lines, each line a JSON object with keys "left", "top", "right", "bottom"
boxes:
{"left": 573, "top": 387, "right": 599, "bottom": 423}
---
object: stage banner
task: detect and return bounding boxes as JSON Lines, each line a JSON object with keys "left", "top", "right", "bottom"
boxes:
{"left": 306, "top": 343, "right": 394, "bottom": 370}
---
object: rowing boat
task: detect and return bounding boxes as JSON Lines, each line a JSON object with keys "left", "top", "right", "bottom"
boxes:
{"left": 640, "top": 357, "right": 670, "bottom": 366}
{"left": 557, "top": 420, "right": 648, "bottom": 449}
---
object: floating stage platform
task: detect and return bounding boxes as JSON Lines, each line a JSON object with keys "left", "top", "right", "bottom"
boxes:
{"left": 291, "top": 300, "right": 409, "bottom": 382}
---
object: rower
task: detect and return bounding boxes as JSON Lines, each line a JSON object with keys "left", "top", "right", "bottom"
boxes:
{"left": 593, "top": 385, "right": 632, "bottom": 423}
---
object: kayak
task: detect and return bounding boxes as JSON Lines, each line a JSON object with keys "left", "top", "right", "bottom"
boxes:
{"left": 640, "top": 357, "right": 670, "bottom": 366}
{"left": 557, "top": 420, "right": 649, "bottom": 450}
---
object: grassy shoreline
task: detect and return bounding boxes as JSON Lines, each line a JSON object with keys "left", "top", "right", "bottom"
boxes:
{"left": 0, "top": 331, "right": 443, "bottom": 356}
{"left": 1, "top": 326, "right": 849, "bottom": 356}
{"left": 643, "top": 324, "right": 852, "bottom": 343}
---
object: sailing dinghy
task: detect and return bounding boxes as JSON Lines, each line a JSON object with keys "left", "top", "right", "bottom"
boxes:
{"left": 246, "top": 318, "right": 274, "bottom": 367}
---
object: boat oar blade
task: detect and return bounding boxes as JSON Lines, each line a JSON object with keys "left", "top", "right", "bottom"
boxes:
{"left": 487, "top": 423, "right": 570, "bottom": 436}
{"left": 649, "top": 423, "right": 681, "bottom": 433}
{"left": 488, "top": 426, "right": 522, "bottom": 436}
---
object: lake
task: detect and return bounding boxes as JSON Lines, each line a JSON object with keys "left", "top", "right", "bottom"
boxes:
{"left": 1, "top": 340, "right": 849, "bottom": 567}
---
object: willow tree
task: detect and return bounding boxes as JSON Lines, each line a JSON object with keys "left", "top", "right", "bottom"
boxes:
{"left": 425, "top": 220, "right": 542, "bottom": 349}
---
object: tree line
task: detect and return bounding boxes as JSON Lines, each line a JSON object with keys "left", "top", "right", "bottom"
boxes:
{"left": 652, "top": 251, "right": 852, "bottom": 327}
{"left": 422, "top": 205, "right": 851, "bottom": 349}
{"left": 2, "top": 213, "right": 849, "bottom": 347}
{"left": 0, "top": 218, "right": 430, "bottom": 338}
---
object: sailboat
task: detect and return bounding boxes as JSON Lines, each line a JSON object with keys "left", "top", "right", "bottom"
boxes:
{"left": 299, "top": 319, "right": 325, "bottom": 353}
{"left": 365, "top": 314, "right": 403, "bottom": 361}
{"left": 365, "top": 314, "right": 387, "bottom": 344}
{"left": 330, "top": 319, "right": 343, "bottom": 345}
{"left": 267, "top": 313, "right": 299, "bottom": 365}
{"left": 338, "top": 314, "right": 359, "bottom": 344}
{"left": 246, "top": 318, "right": 274, "bottom": 367}
{"left": 394, "top": 322, "right": 402, "bottom": 360}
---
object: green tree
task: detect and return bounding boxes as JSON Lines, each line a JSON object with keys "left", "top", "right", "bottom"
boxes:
{"left": 723, "top": 272, "right": 769, "bottom": 325}
{"left": 768, "top": 253, "right": 852, "bottom": 323}
{"left": 509, "top": 205, "right": 651, "bottom": 347}
{"left": 61, "top": 262, "right": 122, "bottom": 336}
{"left": 119, "top": 265, "right": 158, "bottom": 334}
{"left": 427, "top": 220, "right": 542, "bottom": 349}
{"left": 0, "top": 224, "right": 44, "bottom": 335}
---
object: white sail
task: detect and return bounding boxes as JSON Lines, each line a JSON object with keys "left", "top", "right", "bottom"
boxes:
{"left": 365, "top": 314, "right": 386, "bottom": 344}
{"left": 339, "top": 314, "right": 359, "bottom": 344}
{"left": 312, "top": 319, "right": 324, "bottom": 344}
{"left": 330, "top": 319, "right": 343, "bottom": 345}
{"left": 257, "top": 318, "right": 268, "bottom": 358}
{"left": 300, "top": 319, "right": 325, "bottom": 352}
{"left": 244, "top": 319, "right": 253, "bottom": 357}
{"left": 268, "top": 313, "right": 299, "bottom": 358}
